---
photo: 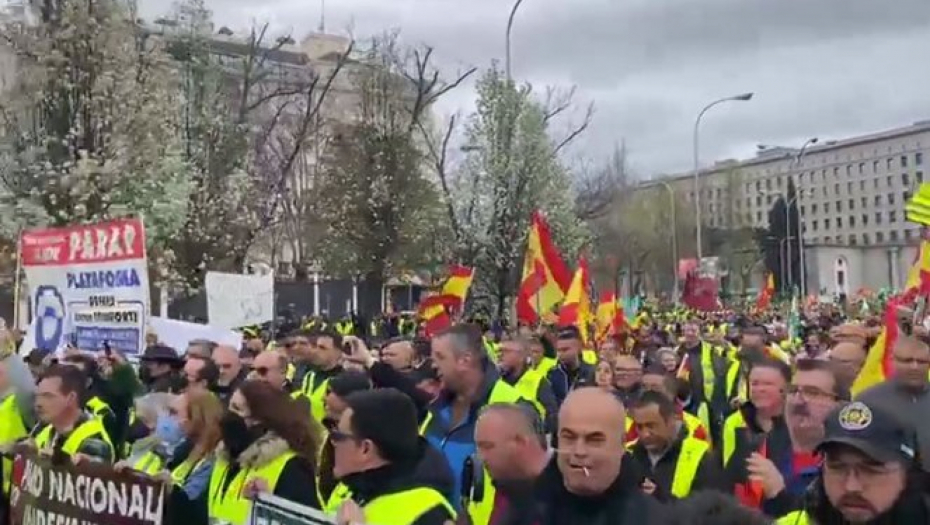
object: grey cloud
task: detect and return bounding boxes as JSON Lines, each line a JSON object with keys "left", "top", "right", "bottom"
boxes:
{"left": 144, "top": 0, "right": 930, "bottom": 176}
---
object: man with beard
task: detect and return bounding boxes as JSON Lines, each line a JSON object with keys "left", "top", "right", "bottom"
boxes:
{"left": 729, "top": 359, "right": 847, "bottom": 517}
{"left": 856, "top": 336, "right": 930, "bottom": 473}
{"left": 778, "top": 400, "right": 930, "bottom": 524}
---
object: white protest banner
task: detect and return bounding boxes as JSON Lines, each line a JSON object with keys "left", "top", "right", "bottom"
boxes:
{"left": 206, "top": 271, "right": 274, "bottom": 329}
{"left": 249, "top": 493, "right": 335, "bottom": 525}
{"left": 20, "top": 218, "right": 149, "bottom": 356}
{"left": 148, "top": 317, "right": 243, "bottom": 354}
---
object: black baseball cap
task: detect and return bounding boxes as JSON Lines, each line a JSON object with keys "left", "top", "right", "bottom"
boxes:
{"left": 818, "top": 401, "right": 916, "bottom": 464}
{"left": 557, "top": 325, "right": 582, "bottom": 341}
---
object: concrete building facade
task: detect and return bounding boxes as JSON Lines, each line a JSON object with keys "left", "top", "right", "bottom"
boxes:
{"left": 651, "top": 120, "right": 930, "bottom": 296}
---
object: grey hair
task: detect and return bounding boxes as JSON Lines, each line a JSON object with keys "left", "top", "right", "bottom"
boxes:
{"left": 435, "top": 324, "right": 486, "bottom": 361}
{"left": 478, "top": 402, "right": 547, "bottom": 448}
{"left": 498, "top": 333, "right": 531, "bottom": 354}
{"left": 133, "top": 392, "right": 173, "bottom": 423}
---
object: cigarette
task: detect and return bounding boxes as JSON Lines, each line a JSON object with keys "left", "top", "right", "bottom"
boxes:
{"left": 582, "top": 467, "right": 590, "bottom": 477}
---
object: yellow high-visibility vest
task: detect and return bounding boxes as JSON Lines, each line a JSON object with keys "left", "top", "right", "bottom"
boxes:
{"left": 172, "top": 456, "right": 208, "bottom": 486}
{"left": 531, "top": 357, "right": 557, "bottom": 376}
{"left": 34, "top": 418, "right": 113, "bottom": 459}
{"left": 721, "top": 410, "right": 747, "bottom": 467}
{"left": 362, "top": 487, "right": 455, "bottom": 525}
{"left": 130, "top": 450, "right": 163, "bottom": 475}
{"left": 208, "top": 450, "right": 295, "bottom": 525}
{"left": 512, "top": 369, "right": 546, "bottom": 419}
{"left": 86, "top": 396, "right": 113, "bottom": 419}
{"left": 301, "top": 372, "right": 331, "bottom": 424}
{"left": 670, "top": 437, "right": 710, "bottom": 498}
{"left": 777, "top": 511, "right": 810, "bottom": 525}
{"left": 0, "top": 395, "right": 27, "bottom": 494}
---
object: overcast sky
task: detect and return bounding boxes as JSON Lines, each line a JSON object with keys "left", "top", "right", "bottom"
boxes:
{"left": 142, "top": 0, "right": 930, "bottom": 179}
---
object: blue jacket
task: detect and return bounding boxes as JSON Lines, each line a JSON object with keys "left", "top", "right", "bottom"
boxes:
{"left": 423, "top": 364, "right": 526, "bottom": 508}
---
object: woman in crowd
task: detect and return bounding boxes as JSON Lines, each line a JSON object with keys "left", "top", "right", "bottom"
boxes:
{"left": 594, "top": 358, "right": 616, "bottom": 392}
{"left": 121, "top": 392, "right": 177, "bottom": 474}
{"left": 166, "top": 389, "right": 224, "bottom": 525}
{"left": 208, "top": 380, "right": 322, "bottom": 525}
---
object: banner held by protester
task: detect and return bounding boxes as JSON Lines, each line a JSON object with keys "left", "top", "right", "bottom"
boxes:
{"left": 9, "top": 449, "right": 166, "bottom": 525}
{"left": 249, "top": 493, "right": 335, "bottom": 525}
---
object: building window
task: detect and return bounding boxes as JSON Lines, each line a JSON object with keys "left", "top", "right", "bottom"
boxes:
{"left": 873, "top": 179, "right": 880, "bottom": 189}
{"left": 846, "top": 182, "right": 853, "bottom": 193}
{"left": 905, "top": 190, "right": 912, "bottom": 201}
{"left": 812, "top": 220, "right": 818, "bottom": 231}
{"left": 800, "top": 205, "right": 806, "bottom": 215}
{"left": 836, "top": 200, "right": 843, "bottom": 212}
{"left": 919, "top": 171, "right": 925, "bottom": 183}
{"left": 902, "top": 155, "right": 909, "bottom": 168}
{"left": 834, "top": 183, "right": 840, "bottom": 194}
{"left": 903, "top": 173, "right": 911, "bottom": 186}
{"left": 917, "top": 152, "right": 924, "bottom": 166}
{"left": 825, "top": 236, "right": 833, "bottom": 243}
{"left": 890, "top": 210, "right": 897, "bottom": 222}
{"left": 850, "top": 215, "right": 856, "bottom": 227}
{"left": 811, "top": 203, "right": 818, "bottom": 214}
{"left": 905, "top": 230, "right": 912, "bottom": 241}
{"left": 859, "top": 180, "right": 866, "bottom": 191}
{"left": 849, "top": 198, "right": 855, "bottom": 209}
{"left": 851, "top": 235, "right": 859, "bottom": 245}
{"left": 876, "top": 231, "right": 884, "bottom": 243}
{"left": 766, "top": 179, "right": 772, "bottom": 190}
{"left": 756, "top": 196, "right": 762, "bottom": 206}
{"left": 887, "top": 158, "right": 894, "bottom": 170}
{"left": 887, "top": 175, "right": 894, "bottom": 187}
{"left": 873, "top": 160, "right": 880, "bottom": 173}
{"left": 859, "top": 163, "right": 865, "bottom": 174}
{"left": 861, "top": 234, "right": 869, "bottom": 245}
{"left": 756, "top": 181, "right": 761, "bottom": 191}
{"left": 891, "top": 230, "right": 898, "bottom": 242}
{"left": 888, "top": 193, "right": 896, "bottom": 205}
{"left": 875, "top": 195, "right": 882, "bottom": 205}
{"left": 876, "top": 212, "right": 883, "bottom": 224}
{"left": 825, "top": 202, "right": 831, "bottom": 213}
{"left": 837, "top": 217, "right": 843, "bottom": 228}
{"left": 825, "top": 218, "right": 831, "bottom": 229}
{"left": 862, "top": 214, "right": 869, "bottom": 226}
{"left": 861, "top": 196, "right": 867, "bottom": 207}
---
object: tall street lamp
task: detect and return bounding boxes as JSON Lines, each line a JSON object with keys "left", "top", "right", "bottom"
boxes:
{"left": 505, "top": 0, "right": 527, "bottom": 80}
{"left": 786, "top": 137, "right": 818, "bottom": 296}
{"left": 693, "top": 92, "right": 754, "bottom": 262}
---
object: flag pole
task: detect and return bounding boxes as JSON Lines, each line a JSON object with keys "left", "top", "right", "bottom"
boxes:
{"left": 12, "top": 229, "right": 23, "bottom": 329}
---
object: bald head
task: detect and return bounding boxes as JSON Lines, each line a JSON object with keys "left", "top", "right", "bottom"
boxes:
{"left": 212, "top": 345, "right": 242, "bottom": 386}
{"left": 251, "top": 349, "right": 289, "bottom": 389}
{"left": 892, "top": 336, "right": 930, "bottom": 390}
{"left": 557, "top": 387, "right": 626, "bottom": 496}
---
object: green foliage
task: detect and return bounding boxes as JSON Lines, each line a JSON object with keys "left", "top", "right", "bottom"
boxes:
{"left": 0, "top": 0, "right": 191, "bottom": 255}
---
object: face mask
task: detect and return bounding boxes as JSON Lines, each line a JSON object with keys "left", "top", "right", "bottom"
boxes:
{"left": 155, "top": 414, "right": 185, "bottom": 450}
{"left": 220, "top": 411, "right": 264, "bottom": 459}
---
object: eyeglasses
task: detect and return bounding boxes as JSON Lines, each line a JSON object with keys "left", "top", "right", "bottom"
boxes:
{"left": 823, "top": 461, "right": 902, "bottom": 484}
{"left": 329, "top": 430, "right": 358, "bottom": 443}
{"left": 787, "top": 384, "right": 838, "bottom": 402}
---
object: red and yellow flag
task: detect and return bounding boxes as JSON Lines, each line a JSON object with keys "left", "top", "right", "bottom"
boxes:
{"left": 595, "top": 291, "right": 626, "bottom": 341}
{"left": 558, "top": 256, "right": 593, "bottom": 342}
{"left": 755, "top": 273, "right": 775, "bottom": 310}
{"left": 851, "top": 296, "right": 901, "bottom": 396}
{"left": 418, "top": 265, "right": 475, "bottom": 335}
{"left": 516, "top": 211, "right": 571, "bottom": 324}
{"left": 904, "top": 240, "right": 930, "bottom": 294}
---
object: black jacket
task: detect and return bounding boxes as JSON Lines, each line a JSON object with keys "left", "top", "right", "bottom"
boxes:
{"left": 546, "top": 361, "right": 596, "bottom": 407}
{"left": 342, "top": 438, "right": 455, "bottom": 525}
{"left": 790, "top": 476, "right": 930, "bottom": 525}
{"left": 629, "top": 426, "right": 726, "bottom": 502}
{"left": 531, "top": 454, "right": 668, "bottom": 525}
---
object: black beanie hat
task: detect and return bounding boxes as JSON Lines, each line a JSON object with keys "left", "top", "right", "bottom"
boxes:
{"left": 345, "top": 388, "right": 419, "bottom": 463}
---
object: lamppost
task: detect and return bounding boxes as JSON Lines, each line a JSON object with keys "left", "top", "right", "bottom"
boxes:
{"left": 792, "top": 138, "right": 818, "bottom": 297}
{"left": 505, "top": 0, "right": 527, "bottom": 80}
{"left": 693, "top": 92, "right": 754, "bottom": 262}
{"left": 657, "top": 181, "right": 680, "bottom": 301}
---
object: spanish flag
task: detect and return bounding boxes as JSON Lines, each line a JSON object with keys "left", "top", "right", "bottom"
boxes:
{"left": 558, "top": 256, "right": 593, "bottom": 342}
{"left": 905, "top": 182, "right": 930, "bottom": 226}
{"left": 904, "top": 240, "right": 930, "bottom": 294}
{"left": 595, "top": 291, "right": 626, "bottom": 341}
{"left": 516, "top": 211, "right": 572, "bottom": 324}
{"left": 418, "top": 265, "right": 475, "bottom": 335}
{"left": 851, "top": 297, "right": 900, "bottom": 396}
{"left": 755, "top": 273, "right": 775, "bottom": 310}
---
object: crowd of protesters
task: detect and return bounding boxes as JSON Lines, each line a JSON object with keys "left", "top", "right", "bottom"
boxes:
{"left": 0, "top": 303, "right": 928, "bottom": 525}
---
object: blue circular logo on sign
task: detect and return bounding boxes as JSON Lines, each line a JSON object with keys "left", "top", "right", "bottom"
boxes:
{"left": 34, "top": 285, "right": 64, "bottom": 351}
